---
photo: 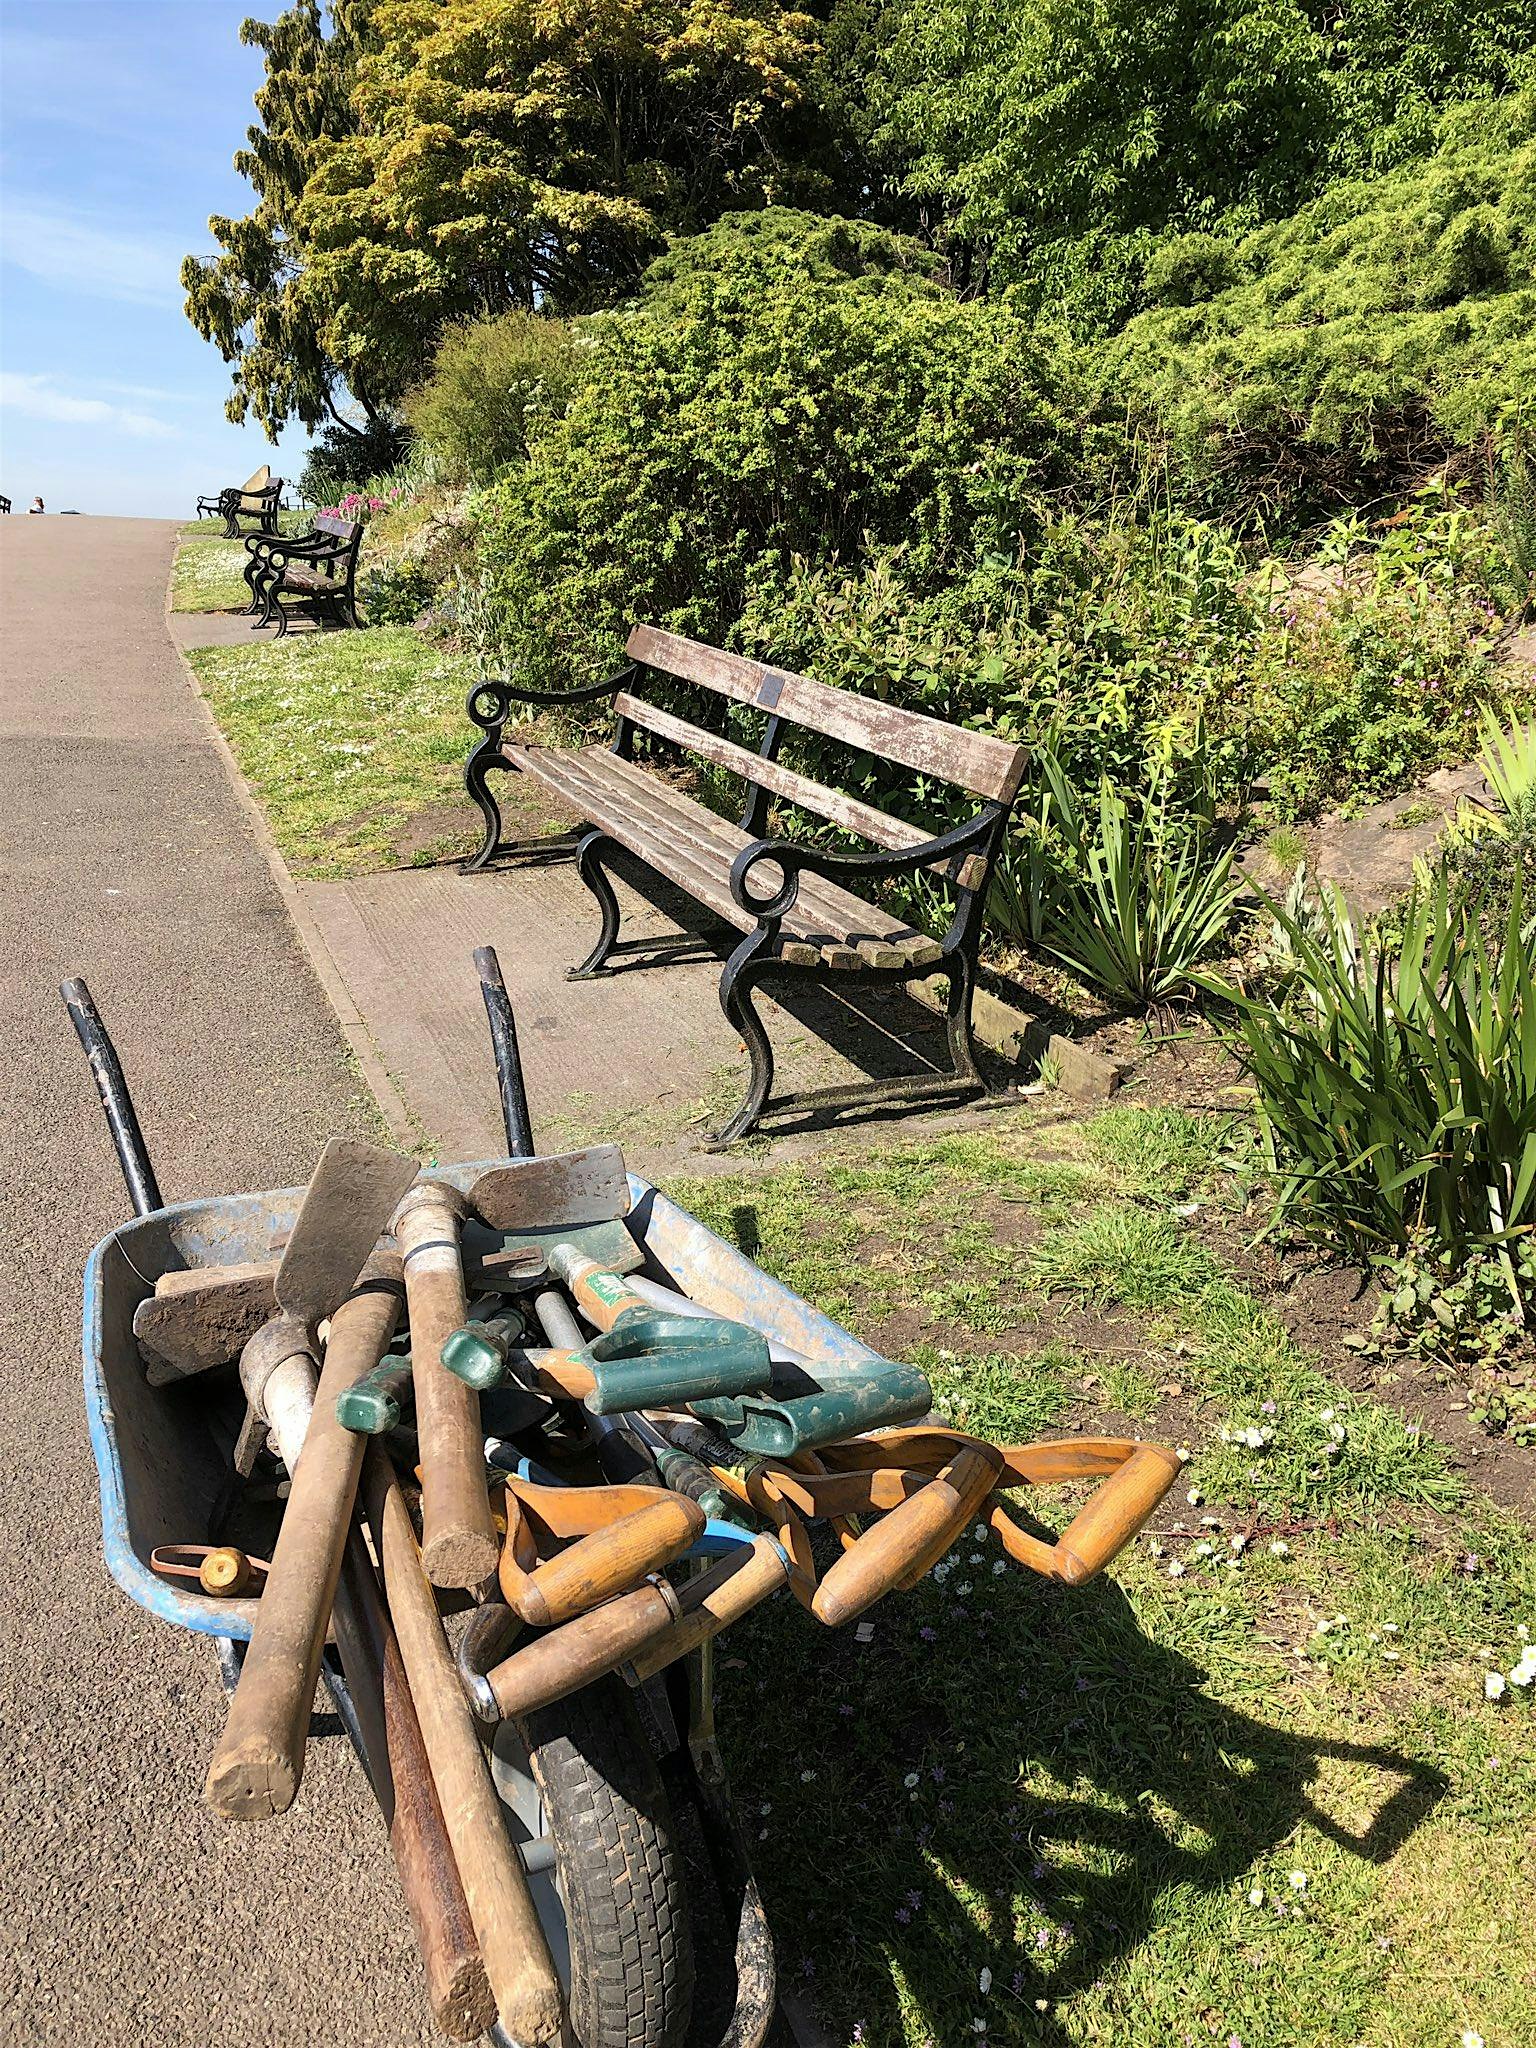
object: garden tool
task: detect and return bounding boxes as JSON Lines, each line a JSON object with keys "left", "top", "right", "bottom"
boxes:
{"left": 151, "top": 1544, "right": 270, "bottom": 1598}
{"left": 206, "top": 1152, "right": 415, "bottom": 1823}
{"left": 336, "top": 1350, "right": 416, "bottom": 1436}
{"left": 692, "top": 1357, "right": 933, "bottom": 1458}
{"left": 468, "top": 1533, "right": 790, "bottom": 1720}
{"left": 132, "top": 1257, "right": 280, "bottom": 1384}
{"left": 363, "top": 1443, "right": 564, "bottom": 2045}
{"left": 816, "top": 1429, "right": 1183, "bottom": 1585}
{"left": 404, "top": 1145, "right": 638, "bottom": 1590}
{"left": 497, "top": 1479, "right": 705, "bottom": 1626}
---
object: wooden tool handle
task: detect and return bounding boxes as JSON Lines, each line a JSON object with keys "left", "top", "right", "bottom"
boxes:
{"left": 550, "top": 1245, "right": 647, "bottom": 1331}
{"left": 333, "top": 1533, "right": 493, "bottom": 2040}
{"left": 396, "top": 1186, "right": 500, "bottom": 1590}
{"left": 1050, "top": 1444, "right": 1182, "bottom": 1584}
{"left": 205, "top": 1258, "right": 401, "bottom": 1819}
{"left": 628, "top": 1536, "right": 788, "bottom": 1681}
{"left": 502, "top": 1494, "right": 705, "bottom": 1627}
{"left": 364, "top": 1446, "right": 563, "bottom": 2045}
{"left": 811, "top": 1446, "right": 1001, "bottom": 1627}
{"left": 484, "top": 1580, "right": 678, "bottom": 1718}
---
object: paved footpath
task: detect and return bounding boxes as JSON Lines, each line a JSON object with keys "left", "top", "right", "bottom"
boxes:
{"left": 0, "top": 519, "right": 437, "bottom": 2046}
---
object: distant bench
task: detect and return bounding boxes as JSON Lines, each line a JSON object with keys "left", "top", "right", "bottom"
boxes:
{"left": 243, "top": 514, "right": 362, "bottom": 636}
{"left": 196, "top": 465, "right": 284, "bottom": 537}
{"left": 463, "top": 624, "right": 1026, "bottom": 1144}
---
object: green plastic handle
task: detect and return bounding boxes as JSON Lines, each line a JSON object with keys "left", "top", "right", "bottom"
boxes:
{"left": 584, "top": 1323, "right": 773, "bottom": 1416}
{"left": 693, "top": 1362, "right": 932, "bottom": 1457}
{"left": 440, "top": 1315, "right": 525, "bottom": 1391}
{"left": 336, "top": 1354, "right": 413, "bottom": 1436}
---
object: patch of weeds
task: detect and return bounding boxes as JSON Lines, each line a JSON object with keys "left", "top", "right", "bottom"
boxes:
{"left": 923, "top": 1341, "right": 1074, "bottom": 1440}
{"left": 186, "top": 630, "right": 480, "bottom": 877}
{"left": 1264, "top": 823, "right": 1307, "bottom": 875}
{"left": 1078, "top": 1103, "right": 1237, "bottom": 1202}
{"left": 1029, "top": 1203, "right": 1220, "bottom": 1310}
{"left": 1097, "top": 1355, "right": 1162, "bottom": 1418}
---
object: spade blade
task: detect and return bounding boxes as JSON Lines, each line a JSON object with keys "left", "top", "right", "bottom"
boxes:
{"left": 275, "top": 1138, "right": 419, "bottom": 1334}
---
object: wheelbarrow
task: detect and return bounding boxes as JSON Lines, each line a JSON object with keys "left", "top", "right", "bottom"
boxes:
{"left": 70, "top": 962, "right": 884, "bottom": 2048}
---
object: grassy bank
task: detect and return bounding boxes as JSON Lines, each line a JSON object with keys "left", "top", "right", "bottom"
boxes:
{"left": 672, "top": 1108, "right": 1535, "bottom": 2048}
{"left": 184, "top": 628, "right": 484, "bottom": 876}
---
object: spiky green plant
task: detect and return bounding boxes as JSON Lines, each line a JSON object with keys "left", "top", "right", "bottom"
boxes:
{"left": 1475, "top": 703, "right": 1536, "bottom": 820}
{"left": 1219, "top": 869, "right": 1536, "bottom": 1288}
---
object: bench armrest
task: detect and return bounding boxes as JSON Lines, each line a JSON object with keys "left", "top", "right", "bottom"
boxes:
{"left": 729, "top": 807, "right": 1004, "bottom": 922}
{"left": 249, "top": 533, "right": 335, "bottom": 563}
{"left": 466, "top": 664, "right": 638, "bottom": 734}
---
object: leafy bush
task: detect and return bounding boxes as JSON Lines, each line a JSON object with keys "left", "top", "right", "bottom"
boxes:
{"left": 472, "top": 211, "right": 1076, "bottom": 684}
{"left": 1221, "top": 868, "right": 1536, "bottom": 1279}
{"left": 359, "top": 561, "right": 435, "bottom": 625}
{"left": 298, "top": 416, "right": 410, "bottom": 507}
{"left": 404, "top": 312, "right": 585, "bottom": 486}
{"left": 1103, "top": 96, "right": 1536, "bottom": 515}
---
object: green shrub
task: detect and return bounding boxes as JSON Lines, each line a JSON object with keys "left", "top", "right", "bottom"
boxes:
{"left": 1103, "top": 95, "right": 1536, "bottom": 516}
{"left": 1031, "top": 749, "right": 1244, "bottom": 1002}
{"left": 405, "top": 312, "right": 586, "bottom": 486}
{"left": 359, "top": 561, "right": 435, "bottom": 626}
{"left": 470, "top": 211, "right": 1077, "bottom": 684}
{"left": 1219, "top": 868, "right": 1536, "bottom": 1277}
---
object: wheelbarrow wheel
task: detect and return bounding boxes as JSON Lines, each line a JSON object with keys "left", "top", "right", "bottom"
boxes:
{"left": 501, "top": 1675, "right": 695, "bottom": 2048}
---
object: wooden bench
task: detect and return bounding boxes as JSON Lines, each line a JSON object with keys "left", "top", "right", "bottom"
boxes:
{"left": 463, "top": 625, "right": 1027, "bottom": 1143}
{"left": 244, "top": 514, "right": 362, "bottom": 636}
{"left": 200, "top": 468, "right": 284, "bottom": 537}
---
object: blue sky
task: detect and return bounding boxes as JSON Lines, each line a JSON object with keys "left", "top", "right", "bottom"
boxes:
{"left": 0, "top": 0, "right": 314, "bottom": 516}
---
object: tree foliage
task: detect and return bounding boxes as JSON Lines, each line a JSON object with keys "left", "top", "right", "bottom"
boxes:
{"left": 181, "top": 0, "right": 390, "bottom": 442}
{"left": 866, "top": 0, "right": 1536, "bottom": 325}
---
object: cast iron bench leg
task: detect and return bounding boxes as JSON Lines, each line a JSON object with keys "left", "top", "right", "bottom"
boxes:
{"left": 567, "top": 830, "right": 625, "bottom": 978}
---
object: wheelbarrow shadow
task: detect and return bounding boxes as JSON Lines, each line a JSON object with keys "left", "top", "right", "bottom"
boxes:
{"left": 716, "top": 1564, "right": 1447, "bottom": 2047}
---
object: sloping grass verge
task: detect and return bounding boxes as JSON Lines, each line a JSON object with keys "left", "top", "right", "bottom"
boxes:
{"left": 184, "top": 629, "right": 481, "bottom": 876}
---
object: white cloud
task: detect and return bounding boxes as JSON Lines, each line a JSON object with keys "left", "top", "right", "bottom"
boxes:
{"left": 0, "top": 373, "right": 179, "bottom": 441}
{"left": 0, "top": 199, "right": 187, "bottom": 307}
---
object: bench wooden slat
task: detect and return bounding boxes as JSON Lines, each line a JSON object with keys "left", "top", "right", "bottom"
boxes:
{"left": 625, "top": 625, "right": 1027, "bottom": 806}
{"left": 583, "top": 750, "right": 943, "bottom": 966}
{"left": 509, "top": 744, "right": 942, "bottom": 972}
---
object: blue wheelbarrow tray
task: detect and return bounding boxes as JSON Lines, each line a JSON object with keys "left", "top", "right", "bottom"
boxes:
{"left": 83, "top": 1163, "right": 884, "bottom": 1641}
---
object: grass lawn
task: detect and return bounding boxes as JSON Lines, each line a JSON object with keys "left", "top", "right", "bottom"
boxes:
{"left": 184, "top": 628, "right": 486, "bottom": 875}
{"left": 171, "top": 516, "right": 312, "bottom": 612}
{"left": 671, "top": 1107, "right": 1535, "bottom": 2048}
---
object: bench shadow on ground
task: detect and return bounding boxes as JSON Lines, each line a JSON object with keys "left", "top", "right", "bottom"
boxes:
{"left": 482, "top": 842, "right": 1117, "bottom": 1144}
{"left": 719, "top": 1564, "right": 1446, "bottom": 2046}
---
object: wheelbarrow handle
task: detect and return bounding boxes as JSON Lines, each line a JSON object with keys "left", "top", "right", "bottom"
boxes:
{"left": 993, "top": 1443, "right": 1182, "bottom": 1585}
{"left": 499, "top": 1491, "right": 705, "bottom": 1626}
{"left": 810, "top": 1445, "right": 1002, "bottom": 1627}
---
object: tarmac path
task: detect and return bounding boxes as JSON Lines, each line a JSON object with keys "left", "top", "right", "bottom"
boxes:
{"left": 0, "top": 518, "right": 437, "bottom": 2046}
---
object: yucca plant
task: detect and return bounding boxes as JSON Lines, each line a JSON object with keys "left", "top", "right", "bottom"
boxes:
{"left": 1219, "top": 868, "right": 1536, "bottom": 1303}
{"left": 1475, "top": 703, "right": 1536, "bottom": 822}
{"left": 1033, "top": 753, "right": 1243, "bottom": 1003}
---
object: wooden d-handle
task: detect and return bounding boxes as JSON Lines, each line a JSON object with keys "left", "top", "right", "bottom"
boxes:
{"left": 499, "top": 1494, "right": 704, "bottom": 1626}
{"left": 811, "top": 1445, "right": 1001, "bottom": 1627}
{"left": 628, "top": 1535, "right": 788, "bottom": 1681}
{"left": 484, "top": 1580, "right": 680, "bottom": 1717}
{"left": 1050, "top": 1444, "right": 1181, "bottom": 1584}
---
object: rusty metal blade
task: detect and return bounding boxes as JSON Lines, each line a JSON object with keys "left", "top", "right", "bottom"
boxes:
{"left": 469, "top": 1144, "right": 631, "bottom": 1233}
{"left": 275, "top": 1138, "right": 419, "bottom": 1333}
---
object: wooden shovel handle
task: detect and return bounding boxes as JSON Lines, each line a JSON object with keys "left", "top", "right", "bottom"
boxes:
{"left": 628, "top": 1536, "right": 789, "bottom": 1680}
{"left": 810, "top": 1446, "right": 1002, "bottom": 1627}
{"left": 205, "top": 1258, "right": 401, "bottom": 1819}
{"left": 500, "top": 1494, "right": 704, "bottom": 1626}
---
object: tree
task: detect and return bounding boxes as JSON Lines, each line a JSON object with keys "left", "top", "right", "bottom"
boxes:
{"left": 182, "top": 1, "right": 402, "bottom": 449}
{"left": 293, "top": 0, "right": 852, "bottom": 397}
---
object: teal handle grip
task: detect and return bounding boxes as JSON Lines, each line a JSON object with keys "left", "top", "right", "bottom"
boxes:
{"left": 694, "top": 1362, "right": 932, "bottom": 1457}
{"left": 440, "top": 1315, "right": 525, "bottom": 1391}
{"left": 584, "top": 1319, "right": 773, "bottom": 1417}
{"left": 336, "top": 1354, "right": 413, "bottom": 1436}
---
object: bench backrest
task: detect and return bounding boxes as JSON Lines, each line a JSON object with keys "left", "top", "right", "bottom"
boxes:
{"left": 240, "top": 465, "right": 271, "bottom": 494}
{"left": 236, "top": 477, "right": 283, "bottom": 512}
{"left": 313, "top": 513, "right": 361, "bottom": 556}
{"left": 617, "top": 626, "right": 1025, "bottom": 884}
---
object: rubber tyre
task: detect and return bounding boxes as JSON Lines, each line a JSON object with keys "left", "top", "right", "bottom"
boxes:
{"left": 522, "top": 1677, "right": 695, "bottom": 2048}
